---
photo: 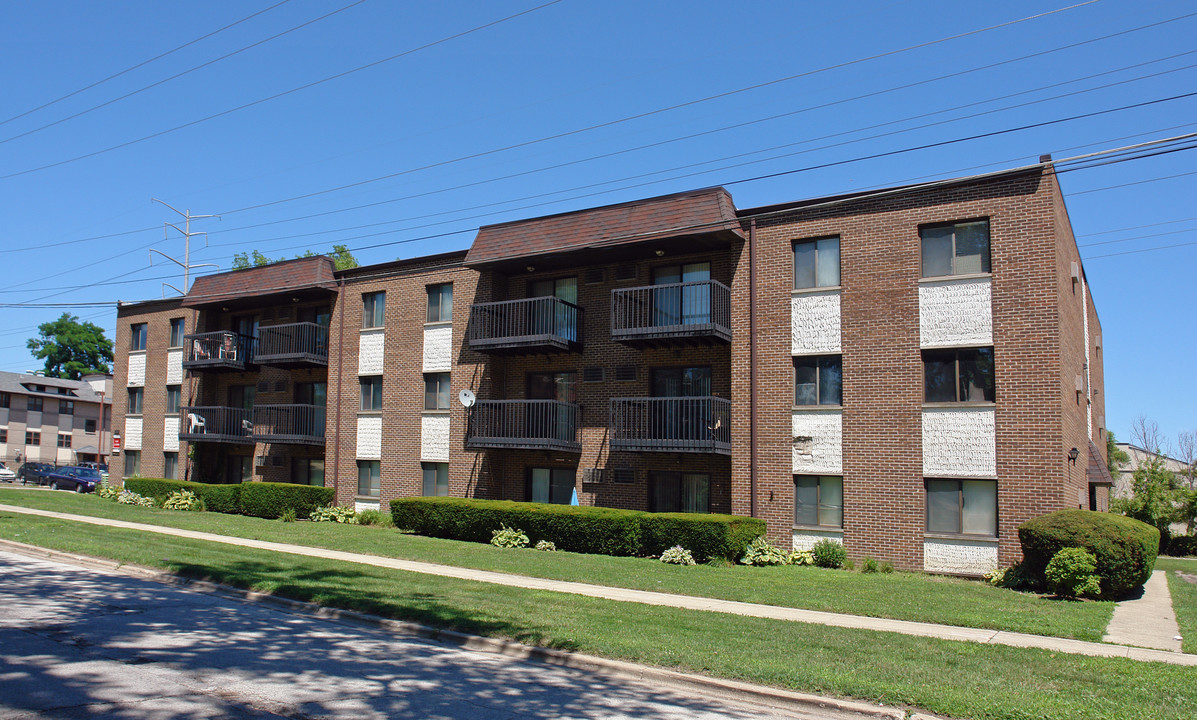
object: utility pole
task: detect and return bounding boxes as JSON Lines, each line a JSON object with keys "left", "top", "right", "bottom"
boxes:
{"left": 149, "top": 199, "right": 219, "bottom": 296}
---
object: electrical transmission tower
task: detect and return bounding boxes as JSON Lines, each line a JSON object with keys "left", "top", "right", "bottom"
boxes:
{"left": 149, "top": 198, "right": 220, "bottom": 297}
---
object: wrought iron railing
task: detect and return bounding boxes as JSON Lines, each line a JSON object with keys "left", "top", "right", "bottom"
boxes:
{"left": 611, "top": 279, "right": 731, "bottom": 343}
{"left": 466, "top": 399, "right": 581, "bottom": 452}
{"left": 182, "top": 331, "right": 255, "bottom": 370}
{"left": 467, "top": 296, "right": 581, "bottom": 352}
{"left": 179, "top": 406, "right": 253, "bottom": 444}
{"left": 609, "top": 396, "right": 731, "bottom": 454}
{"left": 255, "top": 323, "right": 328, "bottom": 366}
{"left": 252, "top": 404, "right": 325, "bottom": 445}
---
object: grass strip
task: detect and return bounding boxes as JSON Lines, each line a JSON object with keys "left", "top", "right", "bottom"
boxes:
{"left": 0, "top": 489, "right": 1113, "bottom": 642}
{"left": 0, "top": 510, "right": 1192, "bottom": 720}
{"left": 1158, "top": 556, "right": 1197, "bottom": 654}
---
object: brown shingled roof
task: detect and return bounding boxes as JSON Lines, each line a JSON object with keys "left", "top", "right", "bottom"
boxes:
{"left": 465, "top": 187, "right": 742, "bottom": 268}
{"left": 182, "top": 256, "right": 337, "bottom": 307}
{"left": 1088, "top": 439, "right": 1114, "bottom": 486}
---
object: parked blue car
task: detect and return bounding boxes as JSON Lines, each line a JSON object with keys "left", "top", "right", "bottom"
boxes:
{"left": 45, "top": 466, "right": 102, "bottom": 493}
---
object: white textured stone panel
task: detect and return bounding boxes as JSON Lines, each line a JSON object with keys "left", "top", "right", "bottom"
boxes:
{"left": 923, "top": 537, "right": 999, "bottom": 575}
{"left": 792, "top": 530, "right": 843, "bottom": 551}
{"left": 166, "top": 349, "right": 183, "bottom": 384}
{"left": 792, "top": 411, "right": 843, "bottom": 475}
{"left": 422, "top": 325, "right": 453, "bottom": 372}
{"left": 127, "top": 353, "right": 146, "bottom": 387}
{"left": 356, "top": 415, "right": 382, "bottom": 459}
{"left": 358, "top": 330, "right": 385, "bottom": 375}
{"left": 355, "top": 499, "right": 381, "bottom": 513}
{"left": 421, "top": 413, "right": 450, "bottom": 462}
{"left": 163, "top": 416, "right": 180, "bottom": 451}
{"left": 124, "top": 417, "right": 143, "bottom": 451}
{"left": 56, "top": 447, "right": 72, "bottom": 465}
{"left": 922, "top": 407, "right": 996, "bottom": 477}
{"left": 791, "top": 291, "right": 841, "bottom": 355}
{"left": 919, "top": 277, "right": 992, "bottom": 348}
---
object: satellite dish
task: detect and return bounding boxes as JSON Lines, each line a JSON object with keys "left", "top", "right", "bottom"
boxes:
{"left": 458, "top": 388, "right": 476, "bottom": 407}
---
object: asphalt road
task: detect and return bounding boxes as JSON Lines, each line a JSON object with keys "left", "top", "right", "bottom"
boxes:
{"left": 0, "top": 549, "right": 862, "bottom": 720}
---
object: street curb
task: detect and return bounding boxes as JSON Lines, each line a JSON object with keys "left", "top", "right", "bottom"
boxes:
{"left": 0, "top": 538, "right": 915, "bottom": 719}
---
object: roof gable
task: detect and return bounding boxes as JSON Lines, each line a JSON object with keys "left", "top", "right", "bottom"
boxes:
{"left": 183, "top": 256, "right": 336, "bottom": 308}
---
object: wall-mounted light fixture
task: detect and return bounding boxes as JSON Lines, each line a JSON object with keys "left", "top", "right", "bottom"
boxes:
{"left": 1068, "top": 447, "right": 1080, "bottom": 465}
{"left": 655, "top": 249, "right": 665, "bottom": 257}
{"left": 525, "top": 265, "right": 535, "bottom": 273}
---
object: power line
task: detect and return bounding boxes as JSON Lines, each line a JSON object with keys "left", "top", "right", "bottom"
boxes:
{"left": 1069, "top": 169, "right": 1197, "bottom": 195}
{"left": 1085, "top": 240, "right": 1197, "bottom": 259}
{"left": 1078, "top": 215, "right": 1197, "bottom": 237}
{"left": 1079, "top": 227, "right": 1197, "bottom": 247}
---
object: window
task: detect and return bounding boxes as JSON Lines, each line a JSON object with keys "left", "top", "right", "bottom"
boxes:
{"left": 923, "top": 348, "right": 994, "bottom": 403}
{"left": 85, "top": 419, "right": 96, "bottom": 433}
{"left": 422, "top": 462, "right": 449, "bottom": 496}
{"left": 360, "top": 376, "right": 382, "bottom": 411}
{"left": 921, "top": 220, "right": 990, "bottom": 277}
{"left": 166, "top": 385, "right": 181, "bottom": 414}
{"left": 227, "top": 385, "right": 255, "bottom": 411}
{"left": 794, "top": 356, "right": 842, "bottom": 406}
{"left": 793, "top": 237, "right": 840, "bottom": 289}
{"left": 27, "top": 396, "right": 43, "bottom": 412}
{"left": 615, "top": 365, "right": 636, "bottom": 382}
{"left": 362, "top": 291, "right": 385, "bottom": 329}
{"left": 25, "top": 430, "right": 41, "bottom": 445}
{"left": 794, "top": 475, "right": 843, "bottom": 528}
{"left": 0, "top": 428, "right": 5, "bottom": 443}
{"left": 652, "top": 263, "right": 711, "bottom": 326}
{"left": 127, "top": 388, "right": 144, "bottom": 415}
{"left": 424, "top": 373, "right": 450, "bottom": 410}
{"left": 650, "top": 471, "right": 710, "bottom": 513}
{"left": 125, "top": 450, "right": 141, "bottom": 478}
{"left": 0, "top": 392, "right": 9, "bottom": 408}
{"left": 57, "top": 434, "right": 71, "bottom": 449}
{"left": 426, "top": 283, "right": 453, "bottom": 323}
{"left": 163, "top": 452, "right": 178, "bottom": 480}
{"left": 169, "top": 318, "right": 185, "bottom": 347}
{"left": 357, "top": 460, "right": 380, "bottom": 497}
{"left": 131, "top": 323, "right": 147, "bottom": 351}
{"left": 925, "top": 479, "right": 997, "bottom": 536}
{"left": 527, "top": 467, "right": 575, "bottom": 504}
{"left": 58, "top": 400, "right": 74, "bottom": 415}
{"left": 291, "top": 458, "right": 325, "bottom": 487}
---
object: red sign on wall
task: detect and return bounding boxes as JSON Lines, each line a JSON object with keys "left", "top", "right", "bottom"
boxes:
{"left": 112, "top": 432, "right": 122, "bottom": 456}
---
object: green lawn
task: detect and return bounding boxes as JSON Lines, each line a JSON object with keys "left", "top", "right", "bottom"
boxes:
{"left": 0, "top": 488, "right": 1116, "bottom": 641}
{"left": 0, "top": 509, "right": 1191, "bottom": 720}
{"left": 1158, "top": 556, "right": 1197, "bottom": 654}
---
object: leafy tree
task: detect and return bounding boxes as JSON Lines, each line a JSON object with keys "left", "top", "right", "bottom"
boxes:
{"left": 26, "top": 313, "right": 114, "bottom": 380}
{"left": 230, "top": 250, "right": 277, "bottom": 269}
{"left": 1106, "top": 430, "right": 1131, "bottom": 470}
{"left": 1112, "top": 453, "right": 1181, "bottom": 546}
{"left": 232, "top": 245, "right": 359, "bottom": 271}
{"left": 297, "top": 244, "right": 359, "bottom": 270}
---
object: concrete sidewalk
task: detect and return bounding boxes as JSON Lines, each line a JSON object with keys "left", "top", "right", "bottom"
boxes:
{"left": 2, "top": 503, "right": 1194, "bottom": 667}
{"left": 1104, "top": 570, "right": 1183, "bottom": 651}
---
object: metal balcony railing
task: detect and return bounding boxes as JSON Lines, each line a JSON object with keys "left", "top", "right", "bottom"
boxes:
{"left": 611, "top": 279, "right": 731, "bottom": 345}
{"left": 182, "top": 332, "right": 255, "bottom": 371}
{"left": 252, "top": 404, "right": 325, "bottom": 445}
{"left": 609, "top": 396, "right": 731, "bottom": 454}
{"left": 179, "top": 406, "right": 253, "bottom": 444}
{"left": 467, "top": 296, "right": 582, "bottom": 354}
{"left": 254, "top": 323, "right": 329, "bottom": 367}
{"left": 465, "top": 399, "right": 581, "bottom": 452}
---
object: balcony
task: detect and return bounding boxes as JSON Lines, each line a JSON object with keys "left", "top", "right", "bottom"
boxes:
{"left": 465, "top": 400, "right": 581, "bottom": 452}
{"left": 252, "top": 404, "right": 325, "bottom": 446}
{"left": 611, "top": 280, "right": 731, "bottom": 345}
{"left": 179, "top": 406, "right": 252, "bottom": 444}
{"left": 255, "top": 323, "right": 329, "bottom": 367}
{"left": 182, "top": 331, "right": 255, "bottom": 372}
{"left": 609, "top": 396, "right": 731, "bottom": 455}
{"left": 467, "top": 297, "right": 582, "bottom": 354}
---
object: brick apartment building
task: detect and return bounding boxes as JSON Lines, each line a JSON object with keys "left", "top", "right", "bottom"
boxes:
{"left": 110, "top": 162, "right": 1111, "bottom": 574}
{"left": 0, "top": 371, "right": 113, "bottom": 468}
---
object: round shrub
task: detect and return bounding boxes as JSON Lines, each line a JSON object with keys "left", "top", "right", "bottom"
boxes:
{"left": 534, "top": 540, "right": 557, "bottom": 552}
{"left": 355, "top": 509, "right": 393, "bottom": 527}
{"left": 810, "top": 538, "right": 847, "bottom": 569}
{"left": 660, "top": 545, "right": 696, "bottom": 566}
{"left": 1018, "top": 509, "right": 1159, "bottom": 598}
{"left": 740, "top": 537, "right": 789, "bottom": 566}
{"left": 310, "top": 505, "right": 359, "bottom": 524}
{"left": 162, "top": 490, "right": 203, "bottom": 511}
{"left": 1045, "top": 547, "right": 1101, "bottom": 599}
{"left": 491, "top": 525, "right": 529, "bottom": 549}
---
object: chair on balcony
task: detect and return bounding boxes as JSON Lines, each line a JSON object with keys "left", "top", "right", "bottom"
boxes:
{"left": 187, "top": 413, "right": 207, "bottom": 434}
{"left": 218, "top": 333, "right": 237, "bottom": 360}
{"left": 241, "top": 419, "right": 253, "bottom": 432}
{"left": 192, "top": 338, "right": 210, "bottom": 360}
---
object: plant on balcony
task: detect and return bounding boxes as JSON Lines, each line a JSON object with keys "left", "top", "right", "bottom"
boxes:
{"left": 162, "top": 490, "right": 204, "bottom": 512}
{"left": 490, "top": 525, "right": 529, "bottom": 549}
{"left": 660, "top": 545, "right": 696, "bottom": 566}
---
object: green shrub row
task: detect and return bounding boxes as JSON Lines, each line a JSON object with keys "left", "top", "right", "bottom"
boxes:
{"left": 1165, "top": 535, "right": 1197, "bottom": 557}
{"left": 1018, "top": 509, "right": 1159, "bottom": 598}
{"left": 389, "top": 497, "right": 765, "bottom": 560}
{"left": 122, "top": 478, "right": 333, "bottom": 519}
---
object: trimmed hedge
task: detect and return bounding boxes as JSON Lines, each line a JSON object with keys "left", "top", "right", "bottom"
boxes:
{"left": 238, "top": 481, "right": 335, "bottom": 519}
{"left": 640, "top": 512, "right": 767, "bottom": 562}
{"left": 390, "top": 497, "right": 766, "bottom": 560}
{"left": 123, "top": 477, "right": 241, "bottom": 514}
{"left": 1166, "top": 535, "right": 1197, "bottom": 557}
{"left": 1018, "top": 509, "right": 1159, "bottom": 598}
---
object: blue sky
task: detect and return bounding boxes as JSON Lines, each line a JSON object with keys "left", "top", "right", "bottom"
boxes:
{"left": 0, "top": 0, "right": 1193, "bottom": 447}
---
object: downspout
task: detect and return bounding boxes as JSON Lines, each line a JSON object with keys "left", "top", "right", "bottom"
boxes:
{"left": 749, "top": 219, "right": 758, "bottom": 518}
{"left": 333, "top": 279, "right": 346, "bottom": 495}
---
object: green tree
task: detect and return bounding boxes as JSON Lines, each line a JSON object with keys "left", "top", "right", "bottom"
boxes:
{"left": 26, "top": 313, "right": 114, "bottom": 380}
{"left": 1107, "top": 430, "right": 1131, "bottom": 470}
{"left": 296, "top": 244, "right": 359, "bottom": 270}
{"left": 1112, "top": 453, "right": 1181, "bottom": 546}
{"left": 230, "top": 250, "right": 277, "bottom": 269}
{"left": 232, "top": 245, "right": 359, "bottom": 271}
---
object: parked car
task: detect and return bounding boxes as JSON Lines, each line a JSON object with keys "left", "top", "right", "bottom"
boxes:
{"left": 45, "top": 466, "right": 102, "bottom": 493}
{"left": 17, "top": 462, "right": 55, "bottom": 486}
{"left": 0, "top": 463, "right": 15, "bottom": 482}
{"left": 78, "top": 461, "right": 109, "bottom": 482}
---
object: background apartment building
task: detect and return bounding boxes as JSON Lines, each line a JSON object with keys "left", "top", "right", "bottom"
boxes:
{"left": 111, "top": 162, "right": 1110, "bottom": 574}
{"left": 0, "top": 371, "right": 113, "bottom": 467}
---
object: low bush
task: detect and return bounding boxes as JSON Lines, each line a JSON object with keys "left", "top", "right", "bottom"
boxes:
{"left": 811, "top": 538, "right": 847, "bottom": 569}
{"left": 279, "top": 508, "right": 297, "bottom": 523}
{"left": 491, "top": 525, "right": 529, "bottom": 549}
{"left": 356, "top": 509, "right": 393, "bottom": 527}
{"left": 1045, "top": 547, "right": 1101, "bottom": 599}
{"left": 880, "top": 561, "right": 894, "bottom": 574}
{"left": 789, "top": 550, "right": 814, "bottom": 566}
{"left": 534, "top": 540, "right": 556, "bottom": 552}
{"left": 1166, "top": 535, "right": 1197, "bottom": 557}
{"left": 639, "top": 513, "right": 766, "bottom": 562}
{"left": 117, "top": 490, "right": 155, "bottom": 507}
{"left": 1019, "top": 509, "right": 1159, "bottom": 598}
{"left": 239, "top": 482, "right": 335, "bottom": 520}
{"left": 97, "top": 480, "right": 120, "bottom": 501}
{"left": 309, "top": 505, "right": 358, "bottom": 524}
{"left": 740, "top": 537, "right": 789, "bottom": 566}
{"left": 861, "top": 557, "right": 880, "bottom": 574}
{"left": 123, "top": 477, "right": 241, "bottom": 514}
{"left": 660, "top": 545, "right": 696, "bottom": 565}
{"left": 162, "top": 490, "right": 203, "bottom": 512}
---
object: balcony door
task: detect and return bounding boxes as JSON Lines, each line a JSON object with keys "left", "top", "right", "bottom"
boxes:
{"left": 650, "top": 471, "right": 710, "bottom": 513}
{"left": 651, "top": 366, "right": 712, "bottom": 442}
{"left": 528, "top": 372, "right": 576, "bottom": 443}
{"left": 528, "top": 467, "right": 575, "bottom": 505}
{"left": 295, "top": 382, "right": 327, "bottom": 438}
{"left": 298, "top": 306, "right": 331, "bottom": 355}
{"left": 652, "top": 262, "right": 710, "bottom": 326}
{"left": 529, "top": 277, "right": 577, "bottom": 341}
